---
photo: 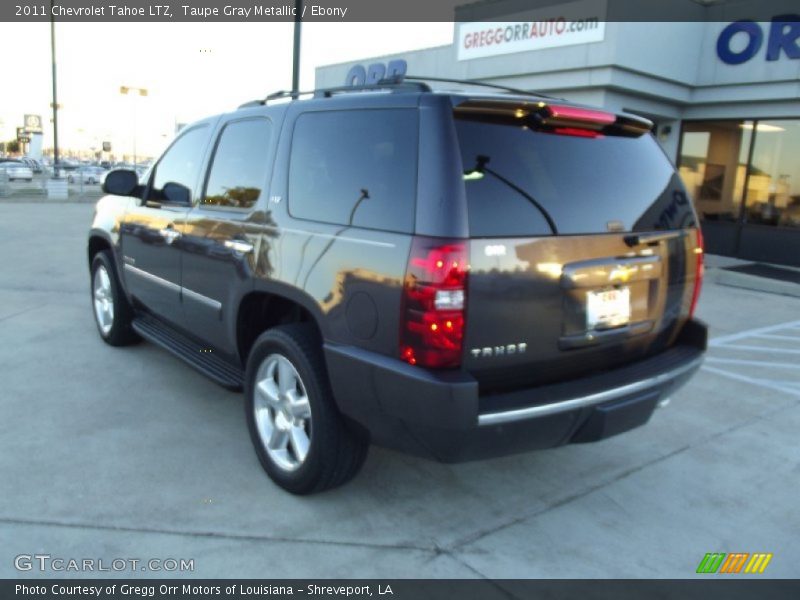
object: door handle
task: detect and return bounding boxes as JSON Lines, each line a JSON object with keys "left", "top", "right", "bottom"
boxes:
{"left": 158, "top": 227, "right": 181, "bottom": 244}
{"left": 224, "top": 239, "right": 254, "bottom": 254}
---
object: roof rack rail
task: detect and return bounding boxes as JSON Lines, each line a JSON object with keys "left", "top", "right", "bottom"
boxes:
{"left": 314, "top": 79, "right": 431, "bottom": 98}
{"left": 238, "top": 78, "right": 431, "bottom": 109}
{"left": 403, "top": 75, "right": 558, "bottom": 99}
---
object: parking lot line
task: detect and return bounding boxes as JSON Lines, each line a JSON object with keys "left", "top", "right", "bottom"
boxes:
{"left": 701, "top": 365, "right": 800, "bottom": 398}
{"left": 716, "top": 344, "right": 800, "bottom": 354}
{"left": 709, "top": 319, "right": 800, "bottom": 346}
{"left": 705, "top": 357, "right": 800, "bottom": 369}
{"left": 753, "top": 333, "right": 800, "bottom": 342}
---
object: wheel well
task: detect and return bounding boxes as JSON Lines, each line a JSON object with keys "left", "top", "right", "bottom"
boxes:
{"left": 237, "top": 293, "right": 321, "bottom": 365}
{"left": 88, "top": 236, "right": 111, "bottom": 268}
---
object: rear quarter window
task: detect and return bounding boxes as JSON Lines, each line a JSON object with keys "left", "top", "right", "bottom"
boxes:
{"left": 288, "top": 109, "right": 418, "bottom": 233}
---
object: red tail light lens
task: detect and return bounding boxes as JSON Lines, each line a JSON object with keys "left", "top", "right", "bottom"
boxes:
{"left": 689, "top": 227, "right": 704, "bottom": 318}
{"left": 548, "top": 127, "right": 604, "bottom": 139}
{"left": 400, "top": 237, "right": 468, "bottom": 368}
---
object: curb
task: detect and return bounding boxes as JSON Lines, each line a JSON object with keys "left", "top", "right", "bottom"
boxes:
{"left": 706, "top": 267, "right": 800, "bottom": 299}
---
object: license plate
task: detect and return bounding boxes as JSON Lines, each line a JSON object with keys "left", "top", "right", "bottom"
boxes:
{"left": 586, "top": 287, "right": 631, "bottom": 330}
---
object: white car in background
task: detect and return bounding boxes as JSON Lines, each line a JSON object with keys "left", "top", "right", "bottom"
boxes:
{"left": 0, "top": 160, "right": 34, "bottom": 182}
{"left": 68, "top": 166, "right": 106, "bottom": 185}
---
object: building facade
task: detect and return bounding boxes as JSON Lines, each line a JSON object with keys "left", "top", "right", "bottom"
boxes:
{"left": 315, "top": 4, "right": 800, "bottom": 266}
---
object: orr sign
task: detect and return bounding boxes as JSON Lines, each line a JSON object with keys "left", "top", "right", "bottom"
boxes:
{"left": 717, "top": 16, "right": 800, "bottom": 64}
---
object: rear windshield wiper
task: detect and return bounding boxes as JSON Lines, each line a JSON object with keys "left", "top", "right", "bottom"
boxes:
{"left": 465, "top": 155, "right": 559, "bottom": 235}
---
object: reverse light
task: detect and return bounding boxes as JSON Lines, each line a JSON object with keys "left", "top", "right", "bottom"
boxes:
{"left": 400, "top": 238, "right": 468, "bottom": 369}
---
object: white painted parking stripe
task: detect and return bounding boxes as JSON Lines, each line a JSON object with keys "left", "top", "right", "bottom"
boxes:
{"left": 753, "top": 333, "right": 800, "bottom": 342}
{"left": 709, "top": 319, "right": 800, "bottom": 346}
{"left": 701, "top": 365, "right": 800, "bottom": 399}
{"left": 705, "top": 357, "right": 800, "bottom": 369}
{"left": 715, "top": 344, "right": 800, "bottom": 355}
{"left": 769, "top": 381, "right": 800, "bottom": 389}
{"left": 703, "top": 318, "right": 800, "bottom": 399}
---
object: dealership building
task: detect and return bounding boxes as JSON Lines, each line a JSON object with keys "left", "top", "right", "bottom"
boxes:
{"left": 316, "top": 2, "right": 800, "bottom": 266}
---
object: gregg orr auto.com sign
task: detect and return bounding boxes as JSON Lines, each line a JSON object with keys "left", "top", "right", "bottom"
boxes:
{"left": 457, "top": 0, "right": 606, "bottom": 61}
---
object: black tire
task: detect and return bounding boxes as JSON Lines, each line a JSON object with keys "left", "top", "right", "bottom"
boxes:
{"left": 245, "top": 324, "right": 368, "bottom": 494}
{"left": 90, "top": 250, "right": 140, "bottom": 346}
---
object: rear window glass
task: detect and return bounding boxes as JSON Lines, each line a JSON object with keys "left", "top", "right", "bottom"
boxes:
{"left": 455, "top": 118, "right": 694, "bottom": 237}
{"left": 288, "top": 109, "right": 418, "bottom": 233}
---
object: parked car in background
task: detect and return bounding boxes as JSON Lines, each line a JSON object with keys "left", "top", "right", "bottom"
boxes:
{"left": 68, "top": 166, "right": 106, "bottom": 185}
{"left": 21, "top": 158, "right": 43, "bottom": 173}
{"left": 54, "top": 159, "right": 79, "bottom": 172}
{"left": 0, "top": 160, "right": 34, "bottom": 182}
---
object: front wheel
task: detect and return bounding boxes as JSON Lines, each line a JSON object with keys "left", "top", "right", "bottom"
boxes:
{"left": 245, "top": 324, "right": 368, "bottom": 494}
{"left": 90, "top": 251, "right": 139, "bottom": 346}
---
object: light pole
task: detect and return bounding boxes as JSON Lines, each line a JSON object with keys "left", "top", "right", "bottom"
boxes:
{"left": 50, "top": 0, "right": 60, "bottom": 178}
{"left": 292, "top": 0, "right": 302, "bottom": 94}
{"left": 119, "top": 86, "right": 148, "bottom": 165}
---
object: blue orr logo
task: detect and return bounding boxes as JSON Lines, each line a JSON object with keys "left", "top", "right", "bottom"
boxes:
{"left": 345, "top": 60, "right": 408, "bottom": 86}
{"left": 717, "top": 15, "right": 800, "bottom": 64}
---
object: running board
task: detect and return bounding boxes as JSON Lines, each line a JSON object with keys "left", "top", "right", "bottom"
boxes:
{"left": 132, "top": 315, "right": 244, "bottom": 390}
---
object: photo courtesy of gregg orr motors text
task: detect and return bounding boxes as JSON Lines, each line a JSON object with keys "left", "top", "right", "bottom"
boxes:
{"left": 15, "top": 584, "right": 391, "bottom": 597}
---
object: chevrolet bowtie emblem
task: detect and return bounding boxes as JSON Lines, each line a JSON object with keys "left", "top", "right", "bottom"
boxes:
{"left": 609, "top": 264, "right": 637, "bottom": 283}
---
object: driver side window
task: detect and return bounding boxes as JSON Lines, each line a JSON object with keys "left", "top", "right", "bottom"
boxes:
{"left": 150, "top": 126, "right": 209, "bottom": 202}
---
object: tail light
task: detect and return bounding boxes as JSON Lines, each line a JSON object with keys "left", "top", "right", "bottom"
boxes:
{"left": 400, "top": 237, "right": 468, "bottom": 368}
{"left": 689, "top": 227, "right": 704, "bottom": 318}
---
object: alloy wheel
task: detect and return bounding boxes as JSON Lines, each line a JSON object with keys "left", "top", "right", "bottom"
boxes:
{"left": 92, "top": 265, "right": 114, "bottom": 335}
{"left": 253, "top": 354, "right": 312, "bottom": 472}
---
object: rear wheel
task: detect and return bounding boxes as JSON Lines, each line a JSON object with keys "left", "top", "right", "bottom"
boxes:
{"left": 90, "top": 250, "right": 139, "bottom": 346}
{"left": 245, "top": 324, "right": 368, "bottom": 494}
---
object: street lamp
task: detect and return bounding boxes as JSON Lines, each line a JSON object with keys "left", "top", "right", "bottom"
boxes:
{"left": 119, "top": 85, "right": 148, "bottom": 165}
{"left": 50, "top": 0, "right": 60, "bottom": 178}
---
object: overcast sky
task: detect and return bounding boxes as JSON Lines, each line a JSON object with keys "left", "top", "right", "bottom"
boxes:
{"left": 0, "top": 22, "right": 453, "bottom": 158}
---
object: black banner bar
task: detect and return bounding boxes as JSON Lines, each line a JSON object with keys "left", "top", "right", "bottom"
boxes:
{"left": 3, "top": 580, "right": 800, "bottom": 600}
{"left": 3, "top": 0, "right": 800, "bottom": 22}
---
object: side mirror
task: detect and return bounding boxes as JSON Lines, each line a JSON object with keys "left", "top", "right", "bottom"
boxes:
{"left": 102, "top": 169, "right": 139, "bottom": 196}
{"left": 162, "top": 182, "right": 192, "bottom": 206}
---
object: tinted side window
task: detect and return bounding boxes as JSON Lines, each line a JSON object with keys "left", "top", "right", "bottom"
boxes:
{"left": 288, "top": 110, "right": 417, "bottom": 233}
{"left": 203, "top": 119, "right": 272, "bottom": 209}
{"left": 152, "top": 126, "right": 208, "bottom": 201}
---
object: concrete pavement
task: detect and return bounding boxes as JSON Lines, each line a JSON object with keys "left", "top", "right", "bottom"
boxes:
{"left": 0, "top": 203, "right": 797, "bottom": 579}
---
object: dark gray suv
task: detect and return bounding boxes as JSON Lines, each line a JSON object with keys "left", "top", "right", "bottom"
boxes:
{"left": 88, "top": 78, "right": 706, "bottom": 494}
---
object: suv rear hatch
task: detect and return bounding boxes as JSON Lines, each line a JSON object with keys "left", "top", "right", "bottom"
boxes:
{"left": 453, "top": 99, "right": 703, "bottom": 394}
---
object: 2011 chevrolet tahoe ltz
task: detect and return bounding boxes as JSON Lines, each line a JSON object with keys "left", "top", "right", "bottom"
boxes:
{"left": 87, "top": 78, "right": 706, "bottom": 494}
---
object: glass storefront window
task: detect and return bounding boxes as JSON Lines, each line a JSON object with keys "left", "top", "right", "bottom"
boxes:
{"left": 678, "top": 120, "right": 752, "bottom": 223}
{"left": 679, "top": 119, "right": 800, "bottom": 229}
{"left": 742, "top": 120, "right": 800, "bottom": 229}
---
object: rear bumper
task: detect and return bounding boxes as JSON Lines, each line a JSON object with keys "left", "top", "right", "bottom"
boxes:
{"left": 324, "top": 319, "right": 706, "bottom": 462}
